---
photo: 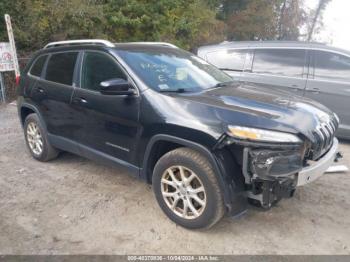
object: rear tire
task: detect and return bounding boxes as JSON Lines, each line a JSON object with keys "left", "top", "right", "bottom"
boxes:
{"left": 152, "top": 147, "right": 225, "bottom": 229}
{"left": 24, "top": 113, "right": 59, "bottom": 162}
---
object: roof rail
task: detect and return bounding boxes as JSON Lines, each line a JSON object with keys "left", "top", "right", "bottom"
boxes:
{"left": 44, "top": 39, "right": 114, "bottom": 49}
{"left": 121, "top": 42, "right": 178, "bottom": 48}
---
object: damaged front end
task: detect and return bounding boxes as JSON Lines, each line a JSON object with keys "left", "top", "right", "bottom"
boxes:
{"left": 242, "top": 144, "right": 306, "bottom": 208}
{"left": 214, "top": 115, "right": 340, "bottom": 210}
{"left": 215, "top": 133, "right": 309, "bottom": 209}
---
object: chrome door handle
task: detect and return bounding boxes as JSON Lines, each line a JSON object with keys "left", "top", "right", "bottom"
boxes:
{"left": 290, "top": 84, "right": 300, "bottom": 91}
{"left": 72, "top": 97, "right": 88, "bottom": 105}
{"left": 35, "top": 87, "right": 45, "bottom": 93}
{"left": 309, "top": 87, "right": 320, "bottom": 93}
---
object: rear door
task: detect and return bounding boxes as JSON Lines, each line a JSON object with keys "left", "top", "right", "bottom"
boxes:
{"left": 25, "top": 54, "right": 48, "bottom": 98}
{"left": 240, "top": 48, "right": 307, "bottom": 96}
{"left": 204, "top": 49, "right": 249, "bottom": 81}
{"left": 305, "top": 50, "right": 350, "bottom": 137}
{"left": 30, "top": 51, "right": 79, "bottom": 140}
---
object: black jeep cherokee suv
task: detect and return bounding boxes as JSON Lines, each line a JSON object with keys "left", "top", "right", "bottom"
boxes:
{"left": 17, "top": 39, "right": 340, "bottom": 229}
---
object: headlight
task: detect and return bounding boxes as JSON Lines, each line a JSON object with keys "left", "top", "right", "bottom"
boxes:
{"left": 227, "top": 125, "right": 302, "bottom": 143}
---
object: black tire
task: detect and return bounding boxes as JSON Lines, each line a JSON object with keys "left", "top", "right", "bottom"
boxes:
{"left": 24, "top": 113, "right": 59, "bottom": 162}
{"left": 152, "top": 147, "right": 225, "bottom": 229}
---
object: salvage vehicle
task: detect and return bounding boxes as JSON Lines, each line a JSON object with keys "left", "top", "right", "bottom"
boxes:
{"left": 197, "top": 41, "right": 350, "bottom": 139}
{"left": 17, "top": 39, "right": 341, "bottom": 229}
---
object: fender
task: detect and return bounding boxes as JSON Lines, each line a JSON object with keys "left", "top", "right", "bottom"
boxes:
{"left": 18, "top": 100, "right": 47, "bottom": 131}
{"left": 141, "top": 134, "right": 248, "bottom": 216}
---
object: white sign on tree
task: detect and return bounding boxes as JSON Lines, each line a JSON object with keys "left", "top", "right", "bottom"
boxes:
{"left": 0, "top": 14, "right": 20, "bottom": 103}
{"left": 0, "top": 42, "right": 14, "bottom": 72}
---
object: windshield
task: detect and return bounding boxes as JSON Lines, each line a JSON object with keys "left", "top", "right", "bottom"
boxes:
{"left": 117, "top": 48, "right": 233, "bottom": 92}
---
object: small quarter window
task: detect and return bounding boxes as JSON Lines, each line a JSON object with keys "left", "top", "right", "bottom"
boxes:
{"left": 29, "top": 55, "right": 47, "bottom": 77}
{"left": 45, "top": 52, "right": 78, "bottom": 86}
{"left": 206, "top": 49, "right": 248, "bottom": 71}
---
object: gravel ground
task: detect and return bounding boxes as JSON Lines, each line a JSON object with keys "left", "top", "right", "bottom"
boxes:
{"left": 0, "top": 103, "right": 350, "bottom": 255}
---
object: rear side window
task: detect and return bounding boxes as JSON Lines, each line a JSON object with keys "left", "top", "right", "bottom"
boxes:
{"left": 29, "top": 55, "right": 47, "bottom": 77}
{"left": 314, "top": 51, "right": 350, "bottom": 82}
{"left": 45, "top": 52, "right": 78, "bottom": 85}
{"left": 252, "top": 49, "right": 305, "bottom": 77}
{"left": 206, "top": 49, "right": 248, "bottom": 71}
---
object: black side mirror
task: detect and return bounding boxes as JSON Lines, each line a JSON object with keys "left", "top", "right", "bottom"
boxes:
{"left": 99, "top": 78, "right": 135, "bottom": 96}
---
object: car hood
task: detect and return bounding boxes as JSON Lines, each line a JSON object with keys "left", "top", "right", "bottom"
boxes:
{"left": 160, "top": 82, "right": 336, "bottom": 142}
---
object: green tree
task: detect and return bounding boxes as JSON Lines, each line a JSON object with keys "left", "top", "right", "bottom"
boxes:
{"left": 0, "top": 0, "right": 331, "bottom": 51}
{"left": 277, "top": 0, "right": 306, "bottom": 40}
{"left": 306, "top": 0, "right": 331, "bottom": 41}
{"left": 221, "top": 0, "right": 305, "bottom": 41}
{"left": 225, "top": 0, "right": 278, "bottom": 40}
{"left": 103, "top": 0, "right": 225, "bottom": 50}
{"left": 1, "top": 0, "right": 107, "bottom": 50}
{"left": 0, "top": 0, "right": 224, "bottom": 51}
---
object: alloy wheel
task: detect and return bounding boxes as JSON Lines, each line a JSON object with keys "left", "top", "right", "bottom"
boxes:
{"left": 26, "top": 122, "right": 43, "bottom": 155}
{"left": 161, "top": 165, "right": 206, "bottom": 219}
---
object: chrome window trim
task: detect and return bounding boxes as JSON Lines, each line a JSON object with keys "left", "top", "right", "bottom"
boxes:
{"left": 243, "top": 72, "right": 305, "bottom": 81}
{"left": 307, "top": 78, "right": 350, "bottom": 85}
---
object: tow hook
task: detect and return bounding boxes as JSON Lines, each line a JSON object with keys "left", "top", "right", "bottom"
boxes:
{"left": 335, "top": 152, "right": 343, "bottom": 162}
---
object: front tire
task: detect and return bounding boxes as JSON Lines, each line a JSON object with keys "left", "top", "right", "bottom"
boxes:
{"left": 24, "top": 113, "right": 59, "bottom": 162}
{"left": 152, "top": 147, "right": 225, "bottom": 229}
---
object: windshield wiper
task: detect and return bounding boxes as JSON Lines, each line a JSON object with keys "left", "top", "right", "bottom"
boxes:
{"left": 220, "top": 68, "right": 243, "bottom": 72}
{"left": 159, "top": 88, "right": 187, "bottom": 93}
{"left": 213, "top": 81, "right": 235, "bottom": 88}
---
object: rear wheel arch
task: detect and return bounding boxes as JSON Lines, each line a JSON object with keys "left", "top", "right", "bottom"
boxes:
{"left": 20, "top": 107, "right": 35, "bottom": 126}
{"left": 20, "top": 104, "right": 47, "bottom": 130}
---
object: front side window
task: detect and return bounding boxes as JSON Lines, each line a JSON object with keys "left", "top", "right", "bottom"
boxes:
{"left": 81, "top": 52, "right": 126, "bottom": 91}
{"left": 45, "top": 52, "right": 78, "bottom": 86}
{"left": 314, "top": 51, "right": 350, "bottom": 82}
{"left": 206, "top": 49, "right": 248, "bottom": 71}
{"left": 117, "top": 48, "right": 232, "bottom": 92}
{"left": 30, "top": 55, "right": 48, "bottom": 77}
{"left": 252, "top": 49, "right": 305, "bottom": 78}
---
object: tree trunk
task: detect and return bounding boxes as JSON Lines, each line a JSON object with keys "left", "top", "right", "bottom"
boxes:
{"left": 278, "top": 0, "right": 287, "bottom": 40}
{"left": 308, "top": 0, "right": 329, "bottom": 41}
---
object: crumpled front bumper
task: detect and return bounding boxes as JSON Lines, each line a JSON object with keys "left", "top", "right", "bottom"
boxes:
{"left": 297, "top": 138, "right": 339, "bottom": 186}
{"left": 238, "top": 137, "right": 339, "bottom": 208}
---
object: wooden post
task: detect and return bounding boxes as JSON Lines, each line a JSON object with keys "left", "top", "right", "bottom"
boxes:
{"left": 4, "top": 14, "right": 20, "bottom": 80}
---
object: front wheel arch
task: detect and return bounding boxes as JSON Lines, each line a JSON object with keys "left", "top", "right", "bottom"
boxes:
{"left": 141, "top": 134, "right": 245, "bottom": 214}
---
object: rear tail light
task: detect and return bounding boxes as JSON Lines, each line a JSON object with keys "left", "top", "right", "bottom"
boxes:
{"left": 15, "top": 75, "right": 20, "bottom": 86}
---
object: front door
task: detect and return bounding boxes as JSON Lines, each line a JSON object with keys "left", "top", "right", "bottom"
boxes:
{"left": 71, "top": 50, "right": 140, "bottom": 164}
{"left": 305, "top": 50, "right": 350, "bottom": 138}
